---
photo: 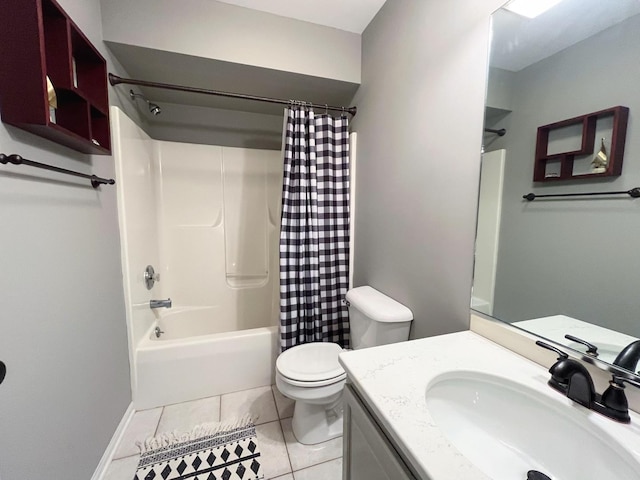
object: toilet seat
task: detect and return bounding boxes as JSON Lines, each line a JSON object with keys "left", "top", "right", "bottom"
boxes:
{"left": 276, "top": 342, "right": 346, "bottom": 387}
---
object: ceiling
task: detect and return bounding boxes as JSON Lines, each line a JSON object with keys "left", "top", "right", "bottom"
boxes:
{"left": 491, "top": 0, "right": 640, "bottom": 71}
{"left": 215, "top": 0, "right": 387, "bottom": 33}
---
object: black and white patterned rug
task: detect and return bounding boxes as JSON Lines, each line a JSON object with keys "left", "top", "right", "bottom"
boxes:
{"left": 134, "top": 417, "right": 263, "bottom": 480}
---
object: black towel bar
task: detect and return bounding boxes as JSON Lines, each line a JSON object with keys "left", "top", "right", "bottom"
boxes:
{"left": 523, "top": 188, "right": 640, "bottom": 201}
{"left": 0, "top": 153, "right": 115, "bottom": 188}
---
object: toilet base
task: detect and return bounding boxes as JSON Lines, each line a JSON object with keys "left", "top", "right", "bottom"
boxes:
{"left": 291, "top": 396, "right": 344, "bottom": 445}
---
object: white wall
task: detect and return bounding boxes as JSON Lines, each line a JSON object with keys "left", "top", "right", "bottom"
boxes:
{"left": 351, "top": 0, "right": 505, "bottom": 339}
{"left": 100, "top": 0, "right": 361, "bottom": 84}
{"left": 0, "top": 1, "right": 133, "bottom": 478}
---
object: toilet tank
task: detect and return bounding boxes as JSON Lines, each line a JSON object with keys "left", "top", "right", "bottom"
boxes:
{"left": 346, "top": 286, "right": 413, "bottom": 350}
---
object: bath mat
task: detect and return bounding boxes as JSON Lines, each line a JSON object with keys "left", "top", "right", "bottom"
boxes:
{"left": 133, "top": 416, "right": 263, "bottom": 480}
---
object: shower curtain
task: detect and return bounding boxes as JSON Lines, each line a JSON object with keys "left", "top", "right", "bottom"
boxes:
{"left": 279, "top": 106, "right": 350, "bottom": 351}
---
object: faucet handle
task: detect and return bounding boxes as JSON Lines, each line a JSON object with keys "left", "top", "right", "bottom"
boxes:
{"left": 597, "top": 375, "right": 638, "bottom": 423}
{"left": 536, "top": 341, "right": 590, "bottom": 398}
{"left": 536, "top": 340, "right": 568, "bottom": 359}
{"left": 564, "top": 334, "right": 599, "bottom": 357}
{"left": 527, "top": 471, "right": 551, "bottom": 480}
{"left": 611, "top": 374, "right": 640, "bottom": 390}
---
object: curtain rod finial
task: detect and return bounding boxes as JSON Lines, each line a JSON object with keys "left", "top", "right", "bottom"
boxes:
{"left": 108, "top": 73, "right": 121, "bottom": 86}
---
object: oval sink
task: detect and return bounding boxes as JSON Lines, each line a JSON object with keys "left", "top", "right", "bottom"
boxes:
{"left": 425, "top": 371, "right": 639, "bottom": 480}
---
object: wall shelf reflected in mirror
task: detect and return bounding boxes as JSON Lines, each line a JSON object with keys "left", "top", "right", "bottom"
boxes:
{"left": 534, "top": 106, "right": 629, "bottom": 182}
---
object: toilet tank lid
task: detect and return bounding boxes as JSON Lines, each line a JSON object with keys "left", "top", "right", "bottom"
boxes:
{"left": 346, "top": 286, "right": 413, "bottom": 323}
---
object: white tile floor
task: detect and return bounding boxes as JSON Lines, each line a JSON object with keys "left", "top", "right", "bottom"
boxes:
{"left": 104, "top": 385, "right": 343, "bottom": 480}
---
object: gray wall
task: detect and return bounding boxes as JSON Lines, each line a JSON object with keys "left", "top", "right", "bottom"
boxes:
{"left": 101, "top": 0, "right": 361, "bottom": 84}
{"left": 351, "top": 0, "right": 504, "bottom": 339}
{"left": 0, "top": 0, "right": 134, "bottom": 478}
{"left": 491, "top": 15, "right": 640, "bottom": 337}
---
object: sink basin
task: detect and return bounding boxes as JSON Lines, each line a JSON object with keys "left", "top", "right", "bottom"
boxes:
{"left": 425, "top": 371, "right": 639, "bottom": 480}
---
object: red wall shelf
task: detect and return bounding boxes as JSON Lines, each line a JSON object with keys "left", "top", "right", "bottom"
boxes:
{"left": 0, "top": 0, "right": 111, "bottom": 155}
{"left": 533, "top": 106, "right": 629, "bottom": 182}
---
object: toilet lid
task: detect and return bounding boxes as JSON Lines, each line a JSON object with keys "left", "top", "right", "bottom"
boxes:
{"left": 276, "top": 342, "right": 345, "bottom": 383}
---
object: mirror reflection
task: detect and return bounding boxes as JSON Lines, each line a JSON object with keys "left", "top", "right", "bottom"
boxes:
{"left": 474, "top": 0, "right": 640, "bottom": 375}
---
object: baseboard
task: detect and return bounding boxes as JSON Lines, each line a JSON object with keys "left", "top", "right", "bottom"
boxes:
{"left": 91, "top": 402, "right": 135, "bottom": 480}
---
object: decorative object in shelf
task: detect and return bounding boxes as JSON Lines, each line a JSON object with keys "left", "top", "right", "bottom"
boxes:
{"left": 0, "top": 0, "right": 111, "bottom": 155}
{"left": 46, "top": 76, "right": 57, "bottom": 123}
{"left": 591, "top": 138, "right": 608, "bottom": 174}
{"left": 533, "top": 106, "right": 629, "bottom": 182}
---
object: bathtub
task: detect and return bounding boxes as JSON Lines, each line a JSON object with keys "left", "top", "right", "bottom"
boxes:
{"left": 134, "top": 307, "right": 279, "bottom": 410}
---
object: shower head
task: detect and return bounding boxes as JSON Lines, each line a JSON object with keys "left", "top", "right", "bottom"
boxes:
{"left": 130, "top": 90, "right": 162, "bottom": 116}
{"left": 148, "top": 102, "right": 162, "bottom": 116}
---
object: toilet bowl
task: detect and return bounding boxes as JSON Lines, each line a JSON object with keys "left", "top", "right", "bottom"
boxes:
{"left": 275, "top": 342, "right": 346, "bottom": 445}
{"left": 275, "top": 286, "right": 413, "bottom": 445}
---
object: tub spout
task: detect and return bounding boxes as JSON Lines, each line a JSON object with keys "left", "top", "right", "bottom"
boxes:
{"left": 150, "top": 298, "right": 172, "bottom": 309}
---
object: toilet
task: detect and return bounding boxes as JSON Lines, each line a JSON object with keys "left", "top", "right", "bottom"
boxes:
{"left": 275, "top": 286, "right": 413, "bottom": 444}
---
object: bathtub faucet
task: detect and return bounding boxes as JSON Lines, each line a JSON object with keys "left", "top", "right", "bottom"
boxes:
{"left": 150, "top": 298, "right": 172, "bottom": 309}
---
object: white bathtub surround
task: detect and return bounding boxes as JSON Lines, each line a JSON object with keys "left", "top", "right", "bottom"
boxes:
{"left": 102, "top": 385, "right": 342, "bottom": 480}
{"left": 113, "top": 107, "right": 284, "bottom": 409}
{"left": 155, "top": 141, "right": 282, "bottom": 321}
{"left": 339, "top": 331, "right": 640, "bottom": 480}
{"left": 135, "top": 324, "right": 278, "bottom": 409}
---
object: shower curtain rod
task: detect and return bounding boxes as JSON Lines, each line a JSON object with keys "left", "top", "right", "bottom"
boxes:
{"left": 484, "top": 127, "right": 506, "bottom": 136}
{"left": 108, "top": 74, "right": 357, "bottom": 116}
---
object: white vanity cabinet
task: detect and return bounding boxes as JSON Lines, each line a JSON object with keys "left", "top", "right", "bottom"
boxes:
{"left": 343, "top": 383, "right": 418, "bottom": 480}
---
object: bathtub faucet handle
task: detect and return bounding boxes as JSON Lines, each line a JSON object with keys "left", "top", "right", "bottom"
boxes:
{"left": 150, "top": 298, "right": 172, "bottom": 309}
{"left": 144, "top": 265, "right": 160, "bottom": 290}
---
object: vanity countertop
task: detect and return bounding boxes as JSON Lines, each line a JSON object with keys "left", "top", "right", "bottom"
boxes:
{"left": 338, "top": 331, "right": 640, "bottom": 480}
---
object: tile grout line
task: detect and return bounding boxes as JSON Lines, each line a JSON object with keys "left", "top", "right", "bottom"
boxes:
{"left": 273, "top": 385, "right": 296, "bottom": 476}
{"left": 270, "top": 386, "right": 279, "bottom": 420}
{"left": 291, "top": 456, "right": 342, "bottom": 474}
{"left": 153, "top": 406, "right": 164, "bottom": 437}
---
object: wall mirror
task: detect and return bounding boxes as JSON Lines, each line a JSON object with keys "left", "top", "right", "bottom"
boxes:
{"left": 473, "top": 0, "right": 640, "bottom": 377}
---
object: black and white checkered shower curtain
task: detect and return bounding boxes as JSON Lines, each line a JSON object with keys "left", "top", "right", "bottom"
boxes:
{"left": 279, "top": 107, "right": 350, "bottom": 351}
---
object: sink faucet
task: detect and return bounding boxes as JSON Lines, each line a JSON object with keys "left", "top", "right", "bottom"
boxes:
{"left": 613, "top": 340, "right": 640, "bottom": 372}
{"left": 537, "top": 340, "right": 640, "bottom": 423}
{"left": 150, "top": 298, "right": 172, "bottom": 309}
{"left": 536, "top": 340, "right": 595, "bottom": 408}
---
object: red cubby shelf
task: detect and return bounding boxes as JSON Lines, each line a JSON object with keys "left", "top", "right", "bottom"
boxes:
{"left": 533, "top": 106, "right": 629, "bottom": 182}
{"left": 0, "top": 0, "right": 111, "bottom": 155}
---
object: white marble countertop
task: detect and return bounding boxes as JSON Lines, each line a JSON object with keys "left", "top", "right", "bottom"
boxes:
{"left": 338, "top": 331, "right": 640, "bottom": 480}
